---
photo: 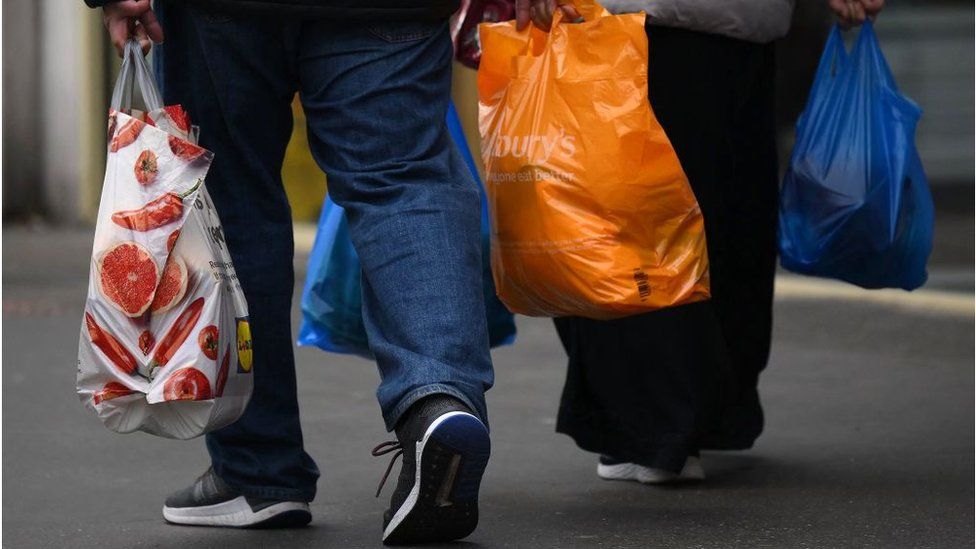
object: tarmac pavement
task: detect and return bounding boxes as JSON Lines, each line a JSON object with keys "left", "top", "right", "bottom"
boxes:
{"left": 2, "top": 215, "right": 973, "bottom": 549}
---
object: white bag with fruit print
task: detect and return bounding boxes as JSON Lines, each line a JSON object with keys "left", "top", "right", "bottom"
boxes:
{"left": 77, "top": 41, "right": 253, "bottom": 440}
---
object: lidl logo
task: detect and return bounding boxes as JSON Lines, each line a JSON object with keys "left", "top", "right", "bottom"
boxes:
{"left": 236, "top": 317, "right": 253, "bottom": 373}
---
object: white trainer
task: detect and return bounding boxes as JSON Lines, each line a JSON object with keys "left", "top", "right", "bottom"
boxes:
{"left": 597, "top": 456, "right": 705, "bottom": 485}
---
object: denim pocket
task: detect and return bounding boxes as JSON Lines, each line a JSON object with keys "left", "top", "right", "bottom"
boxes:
{"left": 367, "top": 21, "right": 442, "bottom": 43}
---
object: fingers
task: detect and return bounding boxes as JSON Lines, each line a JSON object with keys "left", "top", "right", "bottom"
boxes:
{"left": 106, "top": 0, "right": 153, "bottom": 17}
{"left": 106, "top": 16, "right": 131, "bottom": 57}
{"left": 102, "top": 0, "right": 161, "bottom": 56}
{"left": 850, "top": 2, "right": 867, "bottom": 25}
{"left": 532, "top": 0, "right": 554, "bottom": 31}
{"left": 827, "top": 0, "right": 854, "bottom": 28}
{"left": 828, "top": 0, "right": 880, "bottom": 28}
{"left": 516, "top": 0, "right": 581, "bottom": 32}
{"left": 515, "top": 0, "right": 531, "bottom": 30}
{"left": 839, "top": 0, "right": 855, "bottom": 28}
{"left": 861, "top": 0, "right": 885, "bottom": 17}
{"left": 139, "top": 9, "right": 164, "bottom": 44}
{"left": 133, "top": 24, "right": 151, "bottom": 55}
{"left": 827, "top": 0, "right": 848, "bottom": 20}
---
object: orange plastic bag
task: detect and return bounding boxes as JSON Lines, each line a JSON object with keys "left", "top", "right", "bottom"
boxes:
{"left": 477, "top": 1, "right": 710, "bottom": 320}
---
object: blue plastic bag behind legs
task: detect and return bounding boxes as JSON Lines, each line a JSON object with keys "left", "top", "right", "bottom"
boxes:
{"left": 298, "top": 102, "right": 517, "bottom": 357}
{"left": 778, "top": 22, "right": 934, "bottom": 290}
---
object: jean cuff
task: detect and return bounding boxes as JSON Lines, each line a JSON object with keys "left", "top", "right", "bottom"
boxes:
{"left": 383, "top": 383, "right": 484, "bottom": 432}
{"left": 212, "top": 464, "right": 317, "bottom": 503}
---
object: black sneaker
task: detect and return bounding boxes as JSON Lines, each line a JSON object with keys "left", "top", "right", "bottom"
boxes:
{"left": 162, "top": 467, "right": 311, "bottom": 528}
{"left": 372, "top": 395, "right": 491, "bottom": 545}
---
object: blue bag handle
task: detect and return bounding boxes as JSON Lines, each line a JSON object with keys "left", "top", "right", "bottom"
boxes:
{"left": 853, "top": 21, "right": 899, "bottom": 92}
{"left": 794, "top": 26, "right": 846, "bottom": 140}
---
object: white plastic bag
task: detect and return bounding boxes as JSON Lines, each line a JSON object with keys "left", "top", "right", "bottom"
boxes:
{"left": 77, "top": 41, "right": 253, "bottom": 440}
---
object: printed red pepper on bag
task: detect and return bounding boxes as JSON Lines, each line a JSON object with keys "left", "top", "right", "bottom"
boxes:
{"left": 93, "top": 381, "right": 135, "bottom": 404}
{"left": 85, "top": 311, "right": 139, "bottom": 376}
{"left": 147, "top": 297, "right": 205, "bottom": 378}
{"left": 139, "top": 330, "right": 155, "bottom": 355}
{"left": 146, "top": 105, "right": 192, "bottom": 133}
{"left": 107, "top": 110, "right": 118, "bottom": 141}
{"left": 169, "top": 135, "right": 206, "bottom": 162}
{"left": 215, "top": 346, "right": 230, "bottom": 397}
{"left": 109, "top": 118, "right": 145, "bottom": 152}
{"left": 111, "top": 179, "right": 202, "bottom": 232}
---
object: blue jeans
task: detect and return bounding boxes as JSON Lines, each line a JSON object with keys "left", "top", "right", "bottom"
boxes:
{"left": 154, "top": 2, "right": 494, "bottom": 503}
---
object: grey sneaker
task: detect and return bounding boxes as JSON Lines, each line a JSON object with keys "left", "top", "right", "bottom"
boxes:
{"left": 163, "top": 468, "right": 311, "bottom": 528}
{"left": 372, "top": 395, "right": 491, "bottom": 545}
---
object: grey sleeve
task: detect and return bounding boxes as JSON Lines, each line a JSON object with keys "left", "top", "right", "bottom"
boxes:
{"left": 600, "top": 0, "right": 796, "bottom": 44}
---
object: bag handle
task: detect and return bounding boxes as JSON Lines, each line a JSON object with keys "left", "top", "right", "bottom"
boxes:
{"left": 850, "top": 20, "right": 900, "bottom": 91}
{"left": 110, "top": 40, "right": 164, "bottom": 113}
{"left": 524, "top": 0, "right": 608, "bottom": 52}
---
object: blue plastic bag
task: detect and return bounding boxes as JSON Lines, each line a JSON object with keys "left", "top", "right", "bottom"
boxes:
{"left": 778, "top": 22, "right": 934, "bottom": 290}
{"left": 298, "top": 102, "right": 517, "bottom": 357}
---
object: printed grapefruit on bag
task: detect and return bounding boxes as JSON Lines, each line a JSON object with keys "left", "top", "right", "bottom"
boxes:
{"left": 150, "top": 255, "right": 188, "bottom": 313}
{"left": 97, "top": 241, "right": 159, "bottom": 317}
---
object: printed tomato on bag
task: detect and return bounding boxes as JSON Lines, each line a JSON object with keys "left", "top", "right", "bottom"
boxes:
{"left": 77, "top": 41, "right": 252, "bottom": 440}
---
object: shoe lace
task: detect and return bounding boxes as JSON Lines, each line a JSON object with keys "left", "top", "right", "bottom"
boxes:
{"left": 371, "top": 440, "right": 403, "bottom": 498}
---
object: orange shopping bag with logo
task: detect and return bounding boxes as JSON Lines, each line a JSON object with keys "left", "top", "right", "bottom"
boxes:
{"left": 477, "top": 0, "right": 710, "bottom": 319}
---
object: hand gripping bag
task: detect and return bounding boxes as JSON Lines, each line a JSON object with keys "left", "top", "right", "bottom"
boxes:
{"left": 778, "top": 22, "right": 934, "bottom": 290}
{"left": 297, "top": 101, "right": 517, "bottom": 357}
{"left": 77, "top": 42, "right": 253, "bottom": 439}
{"left": 478, "top": 0, "right": 710, "bottom": 319}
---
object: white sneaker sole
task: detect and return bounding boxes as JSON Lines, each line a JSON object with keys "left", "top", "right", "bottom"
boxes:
{"left": 597, "top": 457, "right": 705, "bottom": 485}
{"left": 163, "top": 496, "right": 310, "bottom": 527}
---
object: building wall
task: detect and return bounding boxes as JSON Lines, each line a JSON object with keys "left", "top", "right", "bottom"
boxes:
{"left": 3, "top": 1, "right": 43, "bottom": 219}
{"left": 879, "top": 7, "right": 974, "bottom": 184}
{"left": 3, "top": 1, "right": 105, "bottom": 224}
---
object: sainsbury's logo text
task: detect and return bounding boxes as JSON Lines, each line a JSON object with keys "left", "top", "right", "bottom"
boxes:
{"left": 488, "top": 133, "right": 576, "bottom": 161}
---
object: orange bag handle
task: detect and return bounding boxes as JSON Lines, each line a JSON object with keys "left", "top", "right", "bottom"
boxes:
{"left": 523, "top": 0, "right": 611, "bottom": 54}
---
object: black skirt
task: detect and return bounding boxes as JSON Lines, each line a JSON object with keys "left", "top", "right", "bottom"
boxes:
{"left": 554, "top": 23, "right": 779, "bottom": 473}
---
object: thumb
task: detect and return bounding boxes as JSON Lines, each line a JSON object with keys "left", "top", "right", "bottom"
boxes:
{"left": 861, "top": 0, "right": 884, "bottom": 16}
{"left": 557, "top": 1, "right": 582, "bottom": 22}
{"left": 133, "top": 24, "right": 152, "bottom": 56}
{"left": 139, "top": 8, "right": 165, "bottom": 44}
{"left": 515, "top": 0, "right": 532, "bottom": 31}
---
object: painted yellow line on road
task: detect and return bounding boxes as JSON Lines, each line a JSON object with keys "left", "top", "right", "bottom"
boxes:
{"left": 775, "top": 275, "right": 974, "bottom": 317}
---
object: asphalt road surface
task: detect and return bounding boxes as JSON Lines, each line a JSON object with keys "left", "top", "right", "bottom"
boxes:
{"left": 3, "top": 217, "right": 973, "bottom": 548}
